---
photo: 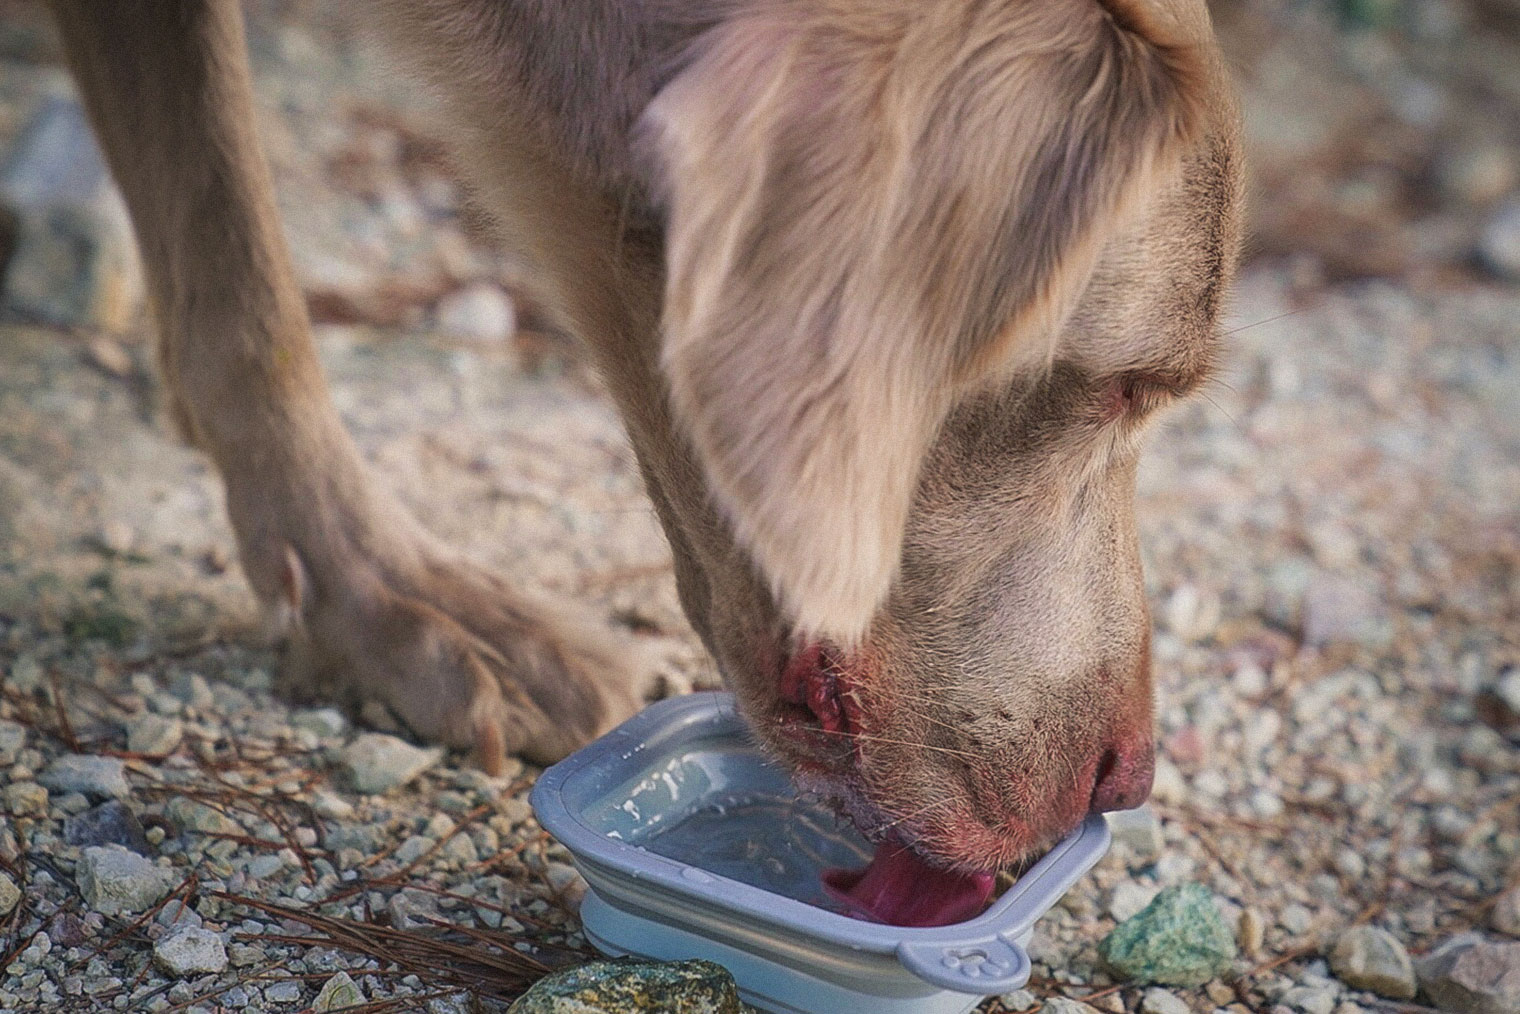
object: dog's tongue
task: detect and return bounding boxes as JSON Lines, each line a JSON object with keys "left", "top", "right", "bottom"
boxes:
{"left": 822, "top": 840, "right": 995, "bottom": 927}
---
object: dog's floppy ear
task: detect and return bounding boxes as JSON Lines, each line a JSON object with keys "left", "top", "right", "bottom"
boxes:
{"left": 643, "top": 0, "right": 1208, "bottom": 644}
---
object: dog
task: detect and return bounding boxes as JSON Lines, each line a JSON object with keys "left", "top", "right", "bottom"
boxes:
{"left": 47, "top": 0, "right": 1241, "bottom": 921}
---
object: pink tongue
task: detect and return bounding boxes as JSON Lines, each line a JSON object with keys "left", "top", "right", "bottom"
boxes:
{"left": 823, "top": 841, "right": 995, "bottom": 927}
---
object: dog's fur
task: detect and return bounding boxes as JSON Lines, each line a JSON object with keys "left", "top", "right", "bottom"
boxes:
{"left": 47, "top": 0, "right": 1242, "bottom": 870}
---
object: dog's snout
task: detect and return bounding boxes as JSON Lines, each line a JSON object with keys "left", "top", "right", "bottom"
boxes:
{"left": 1088, "top": 734, "right": 1155, "bottom": 814}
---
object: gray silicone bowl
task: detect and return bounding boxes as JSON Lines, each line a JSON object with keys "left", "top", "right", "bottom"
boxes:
{"left": 531, "top": 691, "right": 1110, "bottom": 1014}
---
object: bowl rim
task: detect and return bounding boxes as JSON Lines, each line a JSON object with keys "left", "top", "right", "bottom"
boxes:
{"left": 531, "top": 691, "right": 1111, "bottom": 959}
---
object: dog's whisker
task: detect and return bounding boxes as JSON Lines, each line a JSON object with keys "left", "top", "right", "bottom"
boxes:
{"left": 1219, "top": 307, "right": 1308, "bottom": 337}
{"left": 803, "top": 727, "right": 981, "bottom": 761}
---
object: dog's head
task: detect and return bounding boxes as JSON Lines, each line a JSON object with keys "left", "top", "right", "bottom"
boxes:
{"left": 635, "top": 0, "right": 1241, "bottom": 884}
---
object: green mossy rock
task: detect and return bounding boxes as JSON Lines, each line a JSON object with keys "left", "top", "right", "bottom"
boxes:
{"left": 509, "top": 958, "right": 742, "bottom": 1014}
{"left": 1099, "top": 883, "right": 1238, "bottom": 987}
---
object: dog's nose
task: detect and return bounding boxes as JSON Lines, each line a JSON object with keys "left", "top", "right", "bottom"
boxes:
{"left": 1088, "top": 732, "right": 1155, "bottom": 813}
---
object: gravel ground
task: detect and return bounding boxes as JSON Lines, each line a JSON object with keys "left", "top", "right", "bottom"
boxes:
{"left": 1, "top": 3, "right": 1518, "bottom": 1013}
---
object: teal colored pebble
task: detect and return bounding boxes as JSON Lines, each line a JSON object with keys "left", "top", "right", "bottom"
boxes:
{"left": 1098, "top": 883, "right": 1238, "bottom": 987}
{"left": 509, "top": 958, "right": 742, "bottom": 1014}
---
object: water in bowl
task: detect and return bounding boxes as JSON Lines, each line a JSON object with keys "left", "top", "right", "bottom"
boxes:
{"left": 581, "top": 735, "right": 872, "bottom": 910}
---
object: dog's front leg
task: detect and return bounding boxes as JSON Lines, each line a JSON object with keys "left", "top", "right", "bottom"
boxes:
{"left": 46, "top": 0, "right": 656, "bottom": 767}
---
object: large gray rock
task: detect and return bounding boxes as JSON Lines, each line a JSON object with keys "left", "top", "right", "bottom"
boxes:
{"left": 37, "top": 754, "right": 130, "bottom": 799}
{"left": 1329, "top": 925, "right": 1417, "bottom": 1000}
{"left": 0, "top": 93, "right": 143, "bottom": 331}
{"left": 1416, "top": 934, "right": 1520, "bottom": 1014}
{"left": 340, "top": 733, "right": 442, "bottom": 794}
{"left": 153, "top": 925, "right": 228, "bottom": 977}
{"left": 508, "top": 959, "right": 742, "bottom": 1014}
{"left": 76, "top": 844, "right": 175, "bottom": 915}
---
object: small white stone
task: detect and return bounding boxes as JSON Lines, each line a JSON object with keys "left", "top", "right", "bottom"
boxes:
{"left": 311, "top": 791, "right": 354, "bottom": 820}
{"left": 340, "top": 734, "right": 441, "bottom": 794}
{"left": 153, "top": 926, "right": 227, "bottom": 977}
{"left": 1106, "top": 805, "right": 1164, "bottom": 863}
{"left": 435, "top": 283, "right": 516, "bottom": 343}
{"left": 1333, "top": 848, "right": 1367, "bottom": 880}
{"left": 125, "top": 713, "right": 183, "bottom": 756}
{"left": 292, "top": 708, "right": 347, "bottom": 739}
{"left": 1280, "top": 903, "right": 1315, "bottom": 936}
{"left": 99, "top": 520, "right": 134, "bottom": 555}
{"left": 1140, "top": 987, "right": 1192, "bottom": 1014}
{"left": 1109, "top": 881, "right": 1162, "bottom": 922}
{"left": 1479, "top": 198, "right": 1520, "bottom": 281}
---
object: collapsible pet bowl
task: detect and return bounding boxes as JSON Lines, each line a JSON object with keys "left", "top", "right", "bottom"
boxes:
{"left": 531, "top": 691, "right": 1110, "bottom": 1014}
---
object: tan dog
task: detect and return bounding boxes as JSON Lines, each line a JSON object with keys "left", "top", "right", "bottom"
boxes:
{"left": 48, "top": 0, "right": 1241, "bottom": 911}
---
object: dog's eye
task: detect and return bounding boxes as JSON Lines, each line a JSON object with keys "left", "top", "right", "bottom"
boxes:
{"left": 1098, "top": 378, "right": 1137, "bottom": 422}
{"left": 1098, "top": 376, "right": 1167, "bottom": 424}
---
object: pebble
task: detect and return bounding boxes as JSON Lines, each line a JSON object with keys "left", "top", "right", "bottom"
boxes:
{"left": 1109, "top": 881, "right": 1163, "bottom": 923}
{"left": 153, "top": 925, "right": 228, "bottom": 977}
{"left": 340, "top": 733, "right": 442, "bottom": 794}
{"left": 126, "top": 713, "right": 183, "bottom": 756}
{"left": 1239, "top": 908, "right": 1267, "bottom": 958}
{"left": 37, "top": 754, "right": 131, "bottom": 799}
{"left": 63, "top": 799, "right": 151, "bottom": 854}
{"left": 1000, "top": 988, "right": 1037, "bottom": 1011}
{"left": 1437, "top": 144, "right": 1518, "bottom": 206}
{"left": 508, "top": 959, "right": 741, "bottom": 1013}
{"left": 3, "top": 780, "right": 48, "bottom": 816}
{"left": 76, "top": 845, "right": 174, "bottom": 915}
{"left": 1099, "top": 883, "right": 1238, "bottom": 987}
{"left": 168, "top": 672, "right": 215, "bottom": 710}
{"left": 435, "top": 282, "right": 516, "bottom": 343}
{"left": 313, "top": 971, "right": 364, "bottom": 1011}
{"left": 1281, "top": 984, "right": 1339, "bottom": 1014}
{"left": 292, "top": 708, "right": 347, "bottom": 739}
{"left": 0, "top": 873, "right": 19, "bottom": 917}
{"left": 0, "top": 720, "right": 27, "bottom": 764}
{"left": 1478, "top": 198, "right": 1520, "bottom": 281}
{"left": 311, "top": 790, "right": 354, "bottom": 820}
{"left": 1040, "top": 1000, "right": 1102, "bottom": 1014}
{"left": 388, "top": 888, "right": 441, "bottom": 931}
{"left": 1415, "top": 934, "right": 1520, "bottom": 1014}
{"left": 1300, "top": 575, "right": 1389, "bottom": 649}
{"left": 1332, "top": 848, "right": 1366, "bottom": 880}
{"left": 1281, "top": 904, "right": 1315, "bottom": 935}
{"left": 1164, "top": 584, "right": 1221, "bottom": 642}
{"left": 264, "top": 980, "right": 304, "bottom": 1003}
{"left": 1140, "top": 987, "right": 1192, "bottom": 1014}
{"left": 1328, "top": 925, "right": 1416, "bottom": 1000}
{"left": 165, "top": 797, "right": 243, "bottom": 836}
{"left": 1107, "top": 805, "right": 1165, "bottom": 863}
{"left": 394, "top": 834, "right": 435, "bottom": 865}
{"left": 0, "top": 94, "right": 143, "bottom": 330}
{"left": 1491, "top": 886, "right": 1520, "bottom": 937}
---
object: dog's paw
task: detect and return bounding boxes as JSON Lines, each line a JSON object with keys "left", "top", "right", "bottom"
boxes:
{"left": 274, "top": 542, "right": 662, "bottom": 768}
